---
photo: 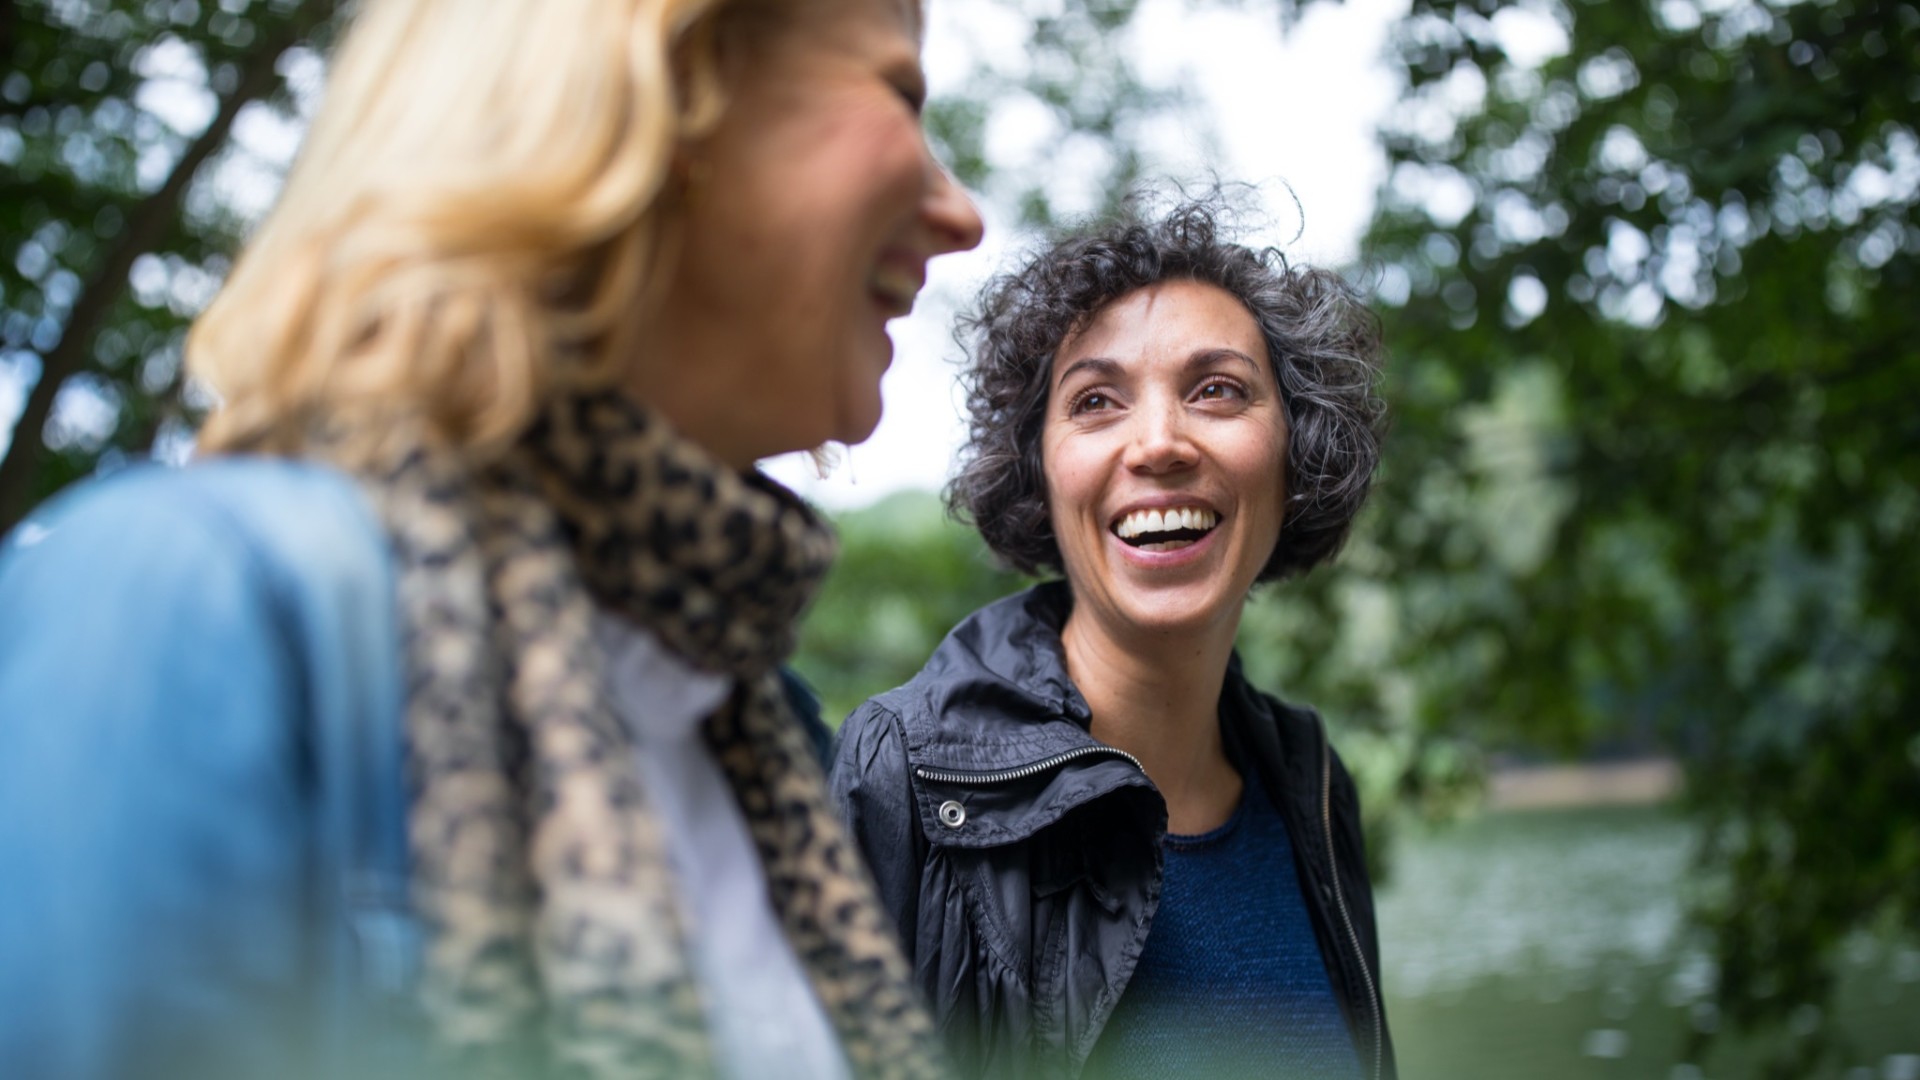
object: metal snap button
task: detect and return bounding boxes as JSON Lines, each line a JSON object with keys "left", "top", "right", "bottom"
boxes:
{"left": 938, "top": 800, "right": 967, "bottom": 829}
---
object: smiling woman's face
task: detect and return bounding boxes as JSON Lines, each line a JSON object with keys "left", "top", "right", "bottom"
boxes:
{"left": 633, "top": 0, "right": 983, "bottom": 468}
{"left": 1041, "top": 280, "right": 1288, "bottom": 641}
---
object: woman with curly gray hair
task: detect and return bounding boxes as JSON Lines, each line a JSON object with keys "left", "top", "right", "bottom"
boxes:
{"left": 830, "top": 194, "right": 1396, "bottom": 1080}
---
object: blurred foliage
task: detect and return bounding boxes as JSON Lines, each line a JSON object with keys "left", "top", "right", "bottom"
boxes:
{"left": 1348, "top": 0, "right": 1920, "bottom": 1072}
{"left": 923, "top": 0, "right": 1188, "bottom": 228}
{"left": 0, "top": 0, "right": 338, "bottom": 534}
{"left": 796, "top": 491, "right": 1031, "bottom": 725}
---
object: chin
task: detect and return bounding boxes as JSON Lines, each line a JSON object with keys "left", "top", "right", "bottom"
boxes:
{"left": 834, "top": 390, "right": 887, "bottom": 447}
{"left": 844, "top": 412, "right": 884, "bottom": 447}
{"left": 840, "top": 337, "right": 893, "bottom": 443}
{"left": 1113, "top": 583, "right": 1242, "bottom": 637}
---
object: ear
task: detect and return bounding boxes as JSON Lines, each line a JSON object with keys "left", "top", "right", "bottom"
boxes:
{"left": 669, "top": 6, "right": 731, "bottom": 141}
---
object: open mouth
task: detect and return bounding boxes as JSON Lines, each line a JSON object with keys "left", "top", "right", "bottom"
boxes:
{"left": 1111, "top": 507, "right": 1220, "bottom": 553}
{"left": 869, "top": 264, "right": 922, "bottom": 317}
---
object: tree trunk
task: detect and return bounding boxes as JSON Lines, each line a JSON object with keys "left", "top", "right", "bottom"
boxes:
{"left": 0, "top": 6, "right": 326, "bottom": 535}
{"left": 129, "top": 361, "right": 188, "bottom": 458}
{"left": 0, "top": 1, "right": 18, "bottom": 70}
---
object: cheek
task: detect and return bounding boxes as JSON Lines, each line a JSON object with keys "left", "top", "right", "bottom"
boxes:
{"left": 1040, "top": 433, "right": 1084, "bottom": 512}
{"left": 1040, "top": 473, "right": 1083, "bottom": 553}
{"left": 1231, "top": 433, "right": 1290, "bottom": 532}
{"left": 1271, "top": 431, "right": 1291, "bottom": 521}
{"left": 1262, "top": 457, "right": 1290, "bottom": 541}
{"left": 853, "top": 101, "right": 934, "bottom": 186}
{"left": 1040, "top": 470, "right": 1071, "bottom": 538}
{"left": 808, "top": 112, "right": 923, "bottom": 226}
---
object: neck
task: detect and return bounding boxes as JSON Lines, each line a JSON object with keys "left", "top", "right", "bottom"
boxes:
{"left": 624, "top": 327, "right": 764, "bottom": 471}
{"left": 1061, "top": 601, "right": 1245, "bottom": 835}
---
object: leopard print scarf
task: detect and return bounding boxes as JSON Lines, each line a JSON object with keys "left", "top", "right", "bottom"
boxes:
{"left": 338, "top": 390, "right": 944, "bottom": 1079}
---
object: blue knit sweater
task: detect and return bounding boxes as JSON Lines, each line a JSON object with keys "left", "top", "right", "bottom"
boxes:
{"left": 1084, "top": 768, "right": 1363, "bottom": 1079}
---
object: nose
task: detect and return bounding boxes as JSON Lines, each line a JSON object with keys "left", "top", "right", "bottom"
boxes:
{"left": 1122, "top": 394, "right": 1197, "bottom": 476}
{"left": 922, "top": 159, "right": 984, "bottom": 255}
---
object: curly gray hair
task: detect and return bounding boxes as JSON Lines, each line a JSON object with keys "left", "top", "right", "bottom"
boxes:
{"left": 947, "top": 193, "right": 1387, "bottom": 581}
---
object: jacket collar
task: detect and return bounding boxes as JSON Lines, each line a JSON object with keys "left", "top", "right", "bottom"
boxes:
{"left": 891, "top": 583, "right": 1337, "bottom": 855}
{"left": 886, "top": 583, "right": 1157, "bottom": 849}
{"left": 899, "top": 582, "right": 1309, "bottom": 773}
{"left": 898, "top": 581, "right": 1098, "bottom": 772}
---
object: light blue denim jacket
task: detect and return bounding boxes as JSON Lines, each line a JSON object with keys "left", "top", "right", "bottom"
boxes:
{"left": 0, "top": 460, "right": 431, "bottom": 1079}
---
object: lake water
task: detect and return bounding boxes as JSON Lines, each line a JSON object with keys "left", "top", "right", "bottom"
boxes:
{"left": 1376, "top": 806, "right": 1920, "bottom": 1080}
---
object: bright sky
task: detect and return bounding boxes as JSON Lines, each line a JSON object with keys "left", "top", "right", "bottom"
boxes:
{"left": 765, "top": 0, "right": 1411, "bottom": 507}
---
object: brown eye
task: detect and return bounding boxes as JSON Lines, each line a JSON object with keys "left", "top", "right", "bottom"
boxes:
{"left": 1070, "top": 391, "right": 1113, "bottom": 415}
{"left": 1197, "top": 380, "right": 1245, "bottom": 401}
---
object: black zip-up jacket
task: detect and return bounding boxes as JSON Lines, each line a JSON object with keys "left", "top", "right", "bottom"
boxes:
{"left": 829, "top": 583, "right": 1396, "bottom": 1080}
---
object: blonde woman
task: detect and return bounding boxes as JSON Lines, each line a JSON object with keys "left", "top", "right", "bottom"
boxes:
{"left": 0, "top": 1, "right": 980, "bottom": 1078}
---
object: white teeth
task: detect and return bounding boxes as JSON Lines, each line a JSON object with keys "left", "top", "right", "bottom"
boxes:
{"left": 1112, "top": 507, "right": 1218, "bottom": 540}
{"left": 869, "top": 266, "right": 920, "bottom": 311}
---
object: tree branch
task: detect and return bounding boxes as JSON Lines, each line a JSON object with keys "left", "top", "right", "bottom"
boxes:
{"left": 0, "top": 4, "right": 332, "bottom": 535}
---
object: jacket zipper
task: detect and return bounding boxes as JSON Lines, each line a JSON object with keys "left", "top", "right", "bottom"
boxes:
{"left": 1321, "top": 726, "right": 1384, "bottom": 1080}
{"left": 912, "top": 744, "right": 1145, "bottom": 786}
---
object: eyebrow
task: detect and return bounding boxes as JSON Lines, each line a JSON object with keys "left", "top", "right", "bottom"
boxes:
{"left": 1188, "top": 348, "right": 1264, "bottom": 373}
{"left": 1052, "top": 348, "right": 1264, "bottom": 387}
{"left": 1053, "top": 356, "right": 1125, "bottom": 386}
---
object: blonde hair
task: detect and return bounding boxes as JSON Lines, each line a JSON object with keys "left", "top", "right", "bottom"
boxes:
{"left": 190, "top": 0, "right": 756, "bottom": 460}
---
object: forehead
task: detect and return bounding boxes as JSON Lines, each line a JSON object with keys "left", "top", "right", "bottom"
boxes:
{"left": 882, "top": 0, "right": 925, "bottom": 39}
{"left": 891, "top": 0, "right": 925, "bottom": 40}
{"left": 1055, "top": 281, "right": 1267, "bottom": 367}
{"left": 777, "top": 0, "right": 922, "bottom": 41}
